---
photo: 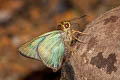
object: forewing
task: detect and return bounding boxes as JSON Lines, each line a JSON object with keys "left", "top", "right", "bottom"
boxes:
{"left": 37, "top": 32, "right": 65, "bottom": 71}
{"left": 19, "top": 31, "right": 63, "bottom": 61}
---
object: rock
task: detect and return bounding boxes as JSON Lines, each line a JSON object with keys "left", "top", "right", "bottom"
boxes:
{"left": 61, "top": 6, "right": 120, "bottom": 80}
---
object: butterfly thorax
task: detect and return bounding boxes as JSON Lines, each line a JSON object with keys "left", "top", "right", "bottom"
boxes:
{"left": 61, "top": 28, "right": 72, "bottom": 44}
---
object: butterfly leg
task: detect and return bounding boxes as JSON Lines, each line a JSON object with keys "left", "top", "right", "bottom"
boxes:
{"left": 72, "top": 35, "right": 85, "bottom": 43}
{"left": 72, "top": 30, "right": 87, "bottom": 35}
{"left": 71, "top": 50, "right": 75, "bottom": 56}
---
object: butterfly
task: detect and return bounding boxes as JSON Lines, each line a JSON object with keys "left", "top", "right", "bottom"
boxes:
{"left": 19, "top": 16, "right": 86, "bottom": 72}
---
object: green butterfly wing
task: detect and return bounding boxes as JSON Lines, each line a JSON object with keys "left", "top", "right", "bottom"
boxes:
{"left": 19, "top": 30, "right": 65, "bottom": 71}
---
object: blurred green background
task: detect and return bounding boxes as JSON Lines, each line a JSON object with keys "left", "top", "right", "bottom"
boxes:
{"left": 0, "top": 0, "right": 120, "bottom": 80}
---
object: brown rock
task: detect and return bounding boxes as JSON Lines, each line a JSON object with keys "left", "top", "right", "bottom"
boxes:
{"left": 61, "top": 6, "right": 120, "bottom": 80}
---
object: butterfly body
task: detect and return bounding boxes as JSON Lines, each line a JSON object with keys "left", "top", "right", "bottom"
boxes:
{"left": 19, "top": 20, "right": 85, "bottom": 72}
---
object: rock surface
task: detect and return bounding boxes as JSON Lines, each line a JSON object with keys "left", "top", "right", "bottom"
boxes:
{"left": 61, "top": 6, "right": 120, "bottom": 80}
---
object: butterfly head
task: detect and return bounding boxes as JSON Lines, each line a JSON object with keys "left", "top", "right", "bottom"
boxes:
{"left": 57, "top": 21, "right": 71, "bottom": 32}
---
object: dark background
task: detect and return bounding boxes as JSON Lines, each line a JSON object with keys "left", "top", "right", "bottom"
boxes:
{"left": 0, "top": 0, "right": 120, "bottom": 80}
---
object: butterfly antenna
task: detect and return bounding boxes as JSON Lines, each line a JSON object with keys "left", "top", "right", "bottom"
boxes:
{"left": 70, "top": 14, "right": 87, "bottom": 22}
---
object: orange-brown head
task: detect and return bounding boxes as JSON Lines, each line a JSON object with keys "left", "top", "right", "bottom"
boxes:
{"left": 57, "top": 21, "right": 71, "bottom": 31}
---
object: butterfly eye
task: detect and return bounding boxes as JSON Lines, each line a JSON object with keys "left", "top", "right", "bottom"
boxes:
{"left": 64, "top": 23, "right": 69, "bottom": 28}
